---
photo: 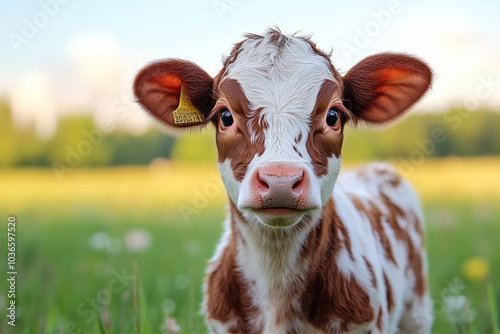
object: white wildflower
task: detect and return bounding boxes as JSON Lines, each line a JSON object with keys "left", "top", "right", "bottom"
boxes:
{"left": 163, "top": 316, "right": 181, "bottom": 333}
{"left": 124, "top": 229, "right": 152, "bottom": 252}
{"left": 444, "top": 294, "right": 476, "bottom": 324}
{"left": 88, "top": 232, "right": 110, "bottom": 250}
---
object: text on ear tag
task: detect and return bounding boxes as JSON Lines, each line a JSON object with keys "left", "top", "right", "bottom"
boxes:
{"left": 172, "top": 84, "right": 205, "bottom": 125}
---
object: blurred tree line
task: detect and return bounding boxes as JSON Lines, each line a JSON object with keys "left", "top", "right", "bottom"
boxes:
{"left": 343, "top": 106, "right": 500, "bottom": 161}
{"left": 1, "top": 98, "right": 499, "bottom": 168}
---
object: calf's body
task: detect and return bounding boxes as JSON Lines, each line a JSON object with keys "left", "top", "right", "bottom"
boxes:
{"left": 134, "top": 28, "right": 433, "bottom": 333}
{"left": 204, "top": 164, "right": 431, "bottom": 333}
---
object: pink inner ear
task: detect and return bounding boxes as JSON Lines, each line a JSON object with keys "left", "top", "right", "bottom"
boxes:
{"left": 379, "top": 68, "right": 410, "bottom": 82}
{"left": 153, "top": 74, "right": 183, "bottom": 90}
{"left": 134, "top": 59, "right": 215, "bottom": 132}
{"left": 364, "top": 67, "right": 430, "bottom": 123}
{"left": 343, "top": 53, "right": 432, "bottom": 125}
{"left": 374, "top": 68, "right": 412, "bottom": 93}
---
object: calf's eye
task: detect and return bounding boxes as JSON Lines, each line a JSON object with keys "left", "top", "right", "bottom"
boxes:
{"left": 326, "top": 108, "right": 339, "bottom": 127}
{"left": 220, "top": 109, "right": 234, "bottom": 127}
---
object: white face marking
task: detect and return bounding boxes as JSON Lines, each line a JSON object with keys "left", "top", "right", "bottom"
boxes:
{"left": 225, "top": 34, "right": 335, "bottom": 149}
{"left": 218, "top": 33, "right": 342, "bottom": 226}
{"left": 218, "top": 160, "right": 241, "bottom": 206}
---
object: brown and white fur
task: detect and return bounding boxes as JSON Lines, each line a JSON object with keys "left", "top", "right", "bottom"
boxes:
{"left": 134, "top": 28, "right": 433, "bottom": 334}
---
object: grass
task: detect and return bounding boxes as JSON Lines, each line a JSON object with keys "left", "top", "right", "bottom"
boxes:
{"left": 1, "top": 157, "right": 499, "bottom": 333}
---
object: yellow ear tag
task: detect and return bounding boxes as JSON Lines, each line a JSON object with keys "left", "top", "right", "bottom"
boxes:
{"left": 172, "top": 85, "right": 205, "bottom": 125}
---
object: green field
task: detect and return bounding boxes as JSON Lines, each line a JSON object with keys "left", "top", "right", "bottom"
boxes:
{"left": 1, "top": 158, "right": 499, "bottom": 333}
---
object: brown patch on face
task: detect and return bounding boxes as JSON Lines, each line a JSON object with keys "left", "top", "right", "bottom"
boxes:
{"left": 214, "top": 79, "right": 265, "bottom": 181}
{"left": 383, "top": 271, "right": 394, "bottom": 312}
{"left": 293, "top": 145, "right": 302, "bottom": 157}
{"left": 267, "top": 29, "right": 290, "bottom": 49}
{"left": 293, "top": 134, "right": 303, "bottom": 158}
{"left": 380, "top": 193, "right": 427, "bottom": 298}
{"left": 300, "top": 199, "right": 373, "bottom": 331}
{"left": 305, "top": 80, "right": 345, "bottom": 177}
{"left": 295, "top": 133, "right": 302, "bottom": 144}
{"left": 350, "top": 195, "right": 397, "bottom": 266}
{"left": 205, "top": 214, "right": 261, "bottom": 333}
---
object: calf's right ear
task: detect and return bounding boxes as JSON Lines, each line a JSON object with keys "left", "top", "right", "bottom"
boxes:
{"left": 133, "top": 59, "right": 214, "bottom": 135}
{"left": 342, "top": 53, "right": 432, "bottom": 126}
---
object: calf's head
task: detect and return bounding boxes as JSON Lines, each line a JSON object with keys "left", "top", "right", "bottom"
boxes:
{"left": 134, "top": 29, "right": 432, "bottom": 228}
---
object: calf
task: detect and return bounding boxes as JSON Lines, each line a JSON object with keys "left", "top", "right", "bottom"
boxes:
{"left": 134, "top": 28, "right": 433, "bottom": 334}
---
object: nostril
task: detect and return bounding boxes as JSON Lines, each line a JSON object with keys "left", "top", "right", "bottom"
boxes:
{"left": 292, "top": 172, "right": 304, "bottom": 192}
{"left": 256, "top": 168, "right": 306, "bottom": 198}
{"left": 257, "top": 172, "right": 270, "bottom": 191}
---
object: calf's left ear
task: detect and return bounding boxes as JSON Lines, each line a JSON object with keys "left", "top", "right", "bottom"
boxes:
{"left": 133, "top": 59, "right": 214, "bottom": 135}
{"left": 342, "top": 53, "right": 432, "bottom": 125}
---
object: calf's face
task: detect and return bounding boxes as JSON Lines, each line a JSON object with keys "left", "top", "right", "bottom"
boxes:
{"left": 134, "top": 30, "right": 432, "bottom": 228}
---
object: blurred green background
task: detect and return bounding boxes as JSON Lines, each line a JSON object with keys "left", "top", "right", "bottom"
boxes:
{"left": 1, "top": 0, "right": 500, "bottom": 333}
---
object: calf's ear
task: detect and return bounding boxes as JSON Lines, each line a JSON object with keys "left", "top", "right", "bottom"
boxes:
{"left": 133, "top": 59, "right": 214, "bottom": 135}
{"left": 342, "top": 53, "right": 432, "bottom": 125}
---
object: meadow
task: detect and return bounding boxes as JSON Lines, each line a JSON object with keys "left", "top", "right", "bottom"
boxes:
{"left": 1, "top": 157, "right": 499, "bottom": 334}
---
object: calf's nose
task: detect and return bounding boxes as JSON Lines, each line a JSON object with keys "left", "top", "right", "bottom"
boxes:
{"left": 252, "top": 166, "right": 306, "bottom": 208}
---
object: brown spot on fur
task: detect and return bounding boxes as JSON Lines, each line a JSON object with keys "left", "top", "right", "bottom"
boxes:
{"left": 408, "top": 211, "right": 425, "bottom": 244}
{"left": 405, "top": 236, "right": 426, "bottom": 297}
{"left": 301, "top": 199, "right": 373, "bottom": 331}
{"left": 379, "top": 194, "right": 407, "bottom": 242}
{"left": 363, "top": 256, "right": 377, "bottom": 288}
{"left": 351, "top": 190, "right": 427, "bottom": 300}
{"left": 229, "top": 201, "right": 247, "bottom": 247}
{"left": 249, "top": 107, "right": 267, "bottom": 143}
{"left": 295, "top": 133, "right": 302, "bottom": 144}
{"left": 376, "top": 306, "right": 384, "bottom": 331}
{"left": 205, "top": 211, "right": 261, "bottom": 333}
{"left": 383, "top": 271, "right": 394, "bottom": 312}
{"left": 372, "top": 166, "right": 402, "bottom": 187}
{"left": 389, "top": 175, "right": 401, "bottom": 187}
{"left": 267, "top": 28, "right": 290, "bottom": 49}
{"left": 293, "top": 145, "right": 302, "bottom": 157}
{"left": 380, "top": 193, "right": 427, "bottom": 297}
{"left": 350, "top": 195, "right": 397, "bottom": 266}
{"left": 337, "top": 216, "right": 354, "bottom": 261}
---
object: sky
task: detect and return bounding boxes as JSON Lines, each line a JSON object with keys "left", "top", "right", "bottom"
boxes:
{"left": 1, "top": 0, "right": 499, "bottom": 138}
